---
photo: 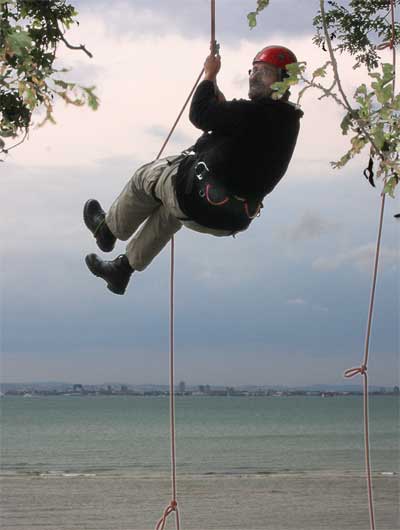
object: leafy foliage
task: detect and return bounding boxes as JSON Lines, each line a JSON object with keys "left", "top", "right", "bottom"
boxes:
{"left": 0, "top": 0, "right": 99, "bottom": 153}
{"left": 247, "top": 0, "right": 270, "bottom": 29}
{"left": 248, "top": 0, "right": 399, "bottom": 196}
{"left": 313, "top": 0, "right": 400, "bottom": 70}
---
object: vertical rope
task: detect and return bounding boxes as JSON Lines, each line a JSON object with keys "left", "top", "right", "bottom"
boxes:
{"left": 389, "top": 0, "right": 396, "bottom": 90}
{"left": 155, "top": 69, "right": 204, "bottom": 161}
{"left": 211, "top": 0, "right": 216, "bottom": 54}
{"left": 344, "top": 196, "right": 386, "bottom": 530}
{"left": 169, "top": 235, "right": 179, "bottom": 525}
{"left": 154, "top": 3, "right": 216, "bottom": 529}
{"left": 344, "top": 3, "right": 396, "bottom": 529}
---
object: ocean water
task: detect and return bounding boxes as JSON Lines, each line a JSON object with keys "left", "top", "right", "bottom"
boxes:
{"left": 1, "top": 395, "right": 399, "bottom": 477}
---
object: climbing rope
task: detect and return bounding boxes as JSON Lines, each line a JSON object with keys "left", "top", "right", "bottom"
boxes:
{"left": 154, "top": 2, "right": 216, "bottom": 529}
{"left": 344, "top": 2, "right": 397, "bottom": 529}
{"left": 152, "top": 1, "right": 395, "bottom": 529}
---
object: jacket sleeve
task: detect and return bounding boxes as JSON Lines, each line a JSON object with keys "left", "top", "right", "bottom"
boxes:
{"left": 189, "top": 80, "right": 250, "bottom": 134}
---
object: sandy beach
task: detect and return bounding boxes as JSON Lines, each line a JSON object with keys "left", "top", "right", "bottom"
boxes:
{"left": 1, "top": 472, "right": 398, "bottom": 530}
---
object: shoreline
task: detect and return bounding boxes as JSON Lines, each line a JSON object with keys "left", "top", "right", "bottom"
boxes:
{"left": 1, "top": 472, "right": 398, "bottom": 530}
{"left": 1, "top": 468, "right": 398, "bottom": 478}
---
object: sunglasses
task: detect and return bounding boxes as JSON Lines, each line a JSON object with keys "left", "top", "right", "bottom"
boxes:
{"left": 248, "top": 65, "right": 277, "bottom": 77}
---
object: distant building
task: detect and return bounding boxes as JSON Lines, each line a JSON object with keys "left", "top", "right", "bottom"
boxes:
{"left": 198, "top": 385, "right": 211, "bottom": 394}
{"left": 178, "top": 381, "right": 186, "bottom": 393}
{"left": 73, "top": 384, "right": 84, "bottom": 393}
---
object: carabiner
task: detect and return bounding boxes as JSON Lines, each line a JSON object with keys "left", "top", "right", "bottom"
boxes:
{"left": 195, "top": 161, "right": 210, "bottom": 181}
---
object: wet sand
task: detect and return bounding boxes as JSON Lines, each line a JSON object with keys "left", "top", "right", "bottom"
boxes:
{"left": 1, "top": 472, "right": 398, "bottom": 530}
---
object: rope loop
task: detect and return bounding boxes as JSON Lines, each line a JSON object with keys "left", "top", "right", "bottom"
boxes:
{"left": 155, "top": 501, "right": 179, "bottom": 530}
{"left": 244, "top": 201, "right": 262, "bottom": 219}
{"left": 344, "top": 364, "right": 367, "bottom": 378}
{"left": 205, "top": 183, "right": 229, "bottom": 205}
{"left": 376, "top": 40, "right": 395, "bottom": 50}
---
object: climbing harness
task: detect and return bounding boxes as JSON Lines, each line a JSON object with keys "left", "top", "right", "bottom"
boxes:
{"left": 180, "top": 156, "right": 263, "bottom": 232}
{"left": 194, "top": 159, "right": 262, "bottom": 217}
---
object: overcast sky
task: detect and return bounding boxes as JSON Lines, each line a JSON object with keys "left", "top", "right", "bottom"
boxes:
{"left": 1, "top": 0, "right": 398, "bottom": 387}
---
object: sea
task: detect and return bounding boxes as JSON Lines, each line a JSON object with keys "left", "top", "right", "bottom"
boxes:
{"left": 1, "top": 395, "right": 399, "bottom": 530}
{"left": 1, "top": 395, "right": 399, "bottom": 477}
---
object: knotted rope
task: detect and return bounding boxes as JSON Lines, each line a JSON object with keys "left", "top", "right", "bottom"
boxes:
{"left": 153, "top": 2, "right": 216, "bottom": 529}
{"left": 155, "top": 500, "right": 179, "bottom": 530}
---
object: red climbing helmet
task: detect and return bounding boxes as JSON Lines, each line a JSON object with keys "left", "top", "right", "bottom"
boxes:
{"left": 253, "top": 45, "right": 297, "bottom": 70}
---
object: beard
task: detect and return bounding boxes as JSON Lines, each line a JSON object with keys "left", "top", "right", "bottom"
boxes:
{"left": 248, "top": 75, "right": 270, "bottom": 100}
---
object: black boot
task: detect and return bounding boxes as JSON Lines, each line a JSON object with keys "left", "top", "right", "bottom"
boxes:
{"left": 85, "top": 254, "right": 133, "bottom": 295}
{"left": 83, "top": 199, "right": 116, "bottom": 252}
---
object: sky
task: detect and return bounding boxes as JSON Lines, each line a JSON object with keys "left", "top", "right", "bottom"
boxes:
{"left": 1, "top": 0, "right": 399, "bottom": 387}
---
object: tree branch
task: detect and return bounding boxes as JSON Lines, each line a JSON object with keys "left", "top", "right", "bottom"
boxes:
{"left": 319, "top": 0, "right": 382, "bottom": 158}
{"left": 0, "top": 129, "right": 29, "bottom": 159}
{"left": 58, "top": 31, "right": 93, "bottom": 58}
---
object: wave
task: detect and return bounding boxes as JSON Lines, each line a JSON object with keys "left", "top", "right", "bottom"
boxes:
{"left": 1, "top": 467, "right": 397, "bottom": 480}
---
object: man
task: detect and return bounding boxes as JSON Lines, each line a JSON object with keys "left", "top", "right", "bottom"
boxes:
{"left": 84, "top": 45, "right": 303, "bottom": 295}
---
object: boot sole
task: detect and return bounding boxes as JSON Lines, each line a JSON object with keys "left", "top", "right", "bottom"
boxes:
{"left": 83, "top": 200, "right": 116, "bottom": 253}
{"left": 85, "top": 255, "right": 126, "bottom": 295}
{"left": 83, "top": 199, "right": 101, "bottom": 231}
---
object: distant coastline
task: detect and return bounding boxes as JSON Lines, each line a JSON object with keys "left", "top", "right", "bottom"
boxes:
{"left": 1, "top": 381, "right": 399, "bottom": 398}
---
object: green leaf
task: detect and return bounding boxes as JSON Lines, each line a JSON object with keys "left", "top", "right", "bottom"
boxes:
{"left": 83, "top": 86, "right": 99, "bottom": 110}
{"left": 247, "top": 12, "right": 257, "bottom": 29}
{"left": 286, "top": 62, "right": 306, "bottom": 76}
{"left": 18, "top": 81, "right": 26, "bottom": 97}
{"left": 256, "top": 0, "right": 270, "bottom": 10}
{"left": 373, "top": 83, "right": 393, "bottom": 105}
{"left": 0, "top": 129, "right": 16, "bottom": 138}
{"left": 383, "top": 175, "right": 398, "bottom": 198}
{"left": 355, "top": 84, "right": 368, "bottom": 97}
{"left": 340, "top": 112, "right": 353, "bottom": 135}
{"left": 351, "top": 135, "right": 368, "bottom": 153}
{"left": 372, "top": 124, "right": 385, "bottom": 149}
{"left": 381, "top": 63, "right": 394, "bottom": 84}
{"left": 7, "top": 30, "right": 32, "bottom": 54}
{"left": 312, "top": 65, "right": 328, "bottom": 78}
{"left": 54, "top": 79, "right": 70, "bottom": 89}
{"left": 331, "top": 150, "right": 352, "bottom": 169}
{"left": 392, "top": 94, "right": 400, "bottom": 110}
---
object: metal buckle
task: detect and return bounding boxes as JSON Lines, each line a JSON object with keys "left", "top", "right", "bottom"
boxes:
{"left": 195, "top": 161, "right": 210, "bottom": 181}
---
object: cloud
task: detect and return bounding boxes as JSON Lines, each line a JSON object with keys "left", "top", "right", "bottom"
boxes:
{"left": 74, "top": 0, "right": 320, "bottom": 42}
{"left": 287, "top": 298, "right": 306, "bottom": 305}
{"left": 144, "top": 125, "right": 194, "bottom": 147}
{"left": 6, "top": 5, "right": 387, "bottom": 174}
{"left": 286, "top": 299, "right": 329, "bottom": 313}
{"left": 2, "top": 5, "right": 398, "bottom": 387}
{"left": 312, "top": 244, "right": 399, "bottom": 272}
{"left": 280, "top": 211, "right": 336, "bottom": 242}
{"left": 311, "top": 304, "right": 329, "bottom": 313}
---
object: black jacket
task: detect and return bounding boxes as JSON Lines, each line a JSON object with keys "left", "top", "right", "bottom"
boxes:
{"left": 175, "top": 80, "right": 303, "bottom": 228}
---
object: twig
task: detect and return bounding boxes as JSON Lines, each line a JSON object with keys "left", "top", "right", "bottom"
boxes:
{"left": 319, "top": 0, "right": 382, "bottom": 158}
{"left": 0, "top": 129, "right": 29, "bottom": 159}
{"left": 57, "top": 26, "right": 93, "bottom": 58}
